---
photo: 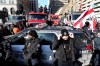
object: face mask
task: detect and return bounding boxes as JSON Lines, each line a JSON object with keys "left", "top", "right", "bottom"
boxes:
{"left": 62, "top": 36, "right": 69, "bottom": 40}
{"left": 24, "top": 35, "right": 32, "bottom": 40}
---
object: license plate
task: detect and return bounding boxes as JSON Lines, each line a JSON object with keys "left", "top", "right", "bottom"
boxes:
{"left": 82, "top": 50, "right": 88, "bottom": 54}
{"left": 79, "top": 50, "right": 89, "bottom": 54}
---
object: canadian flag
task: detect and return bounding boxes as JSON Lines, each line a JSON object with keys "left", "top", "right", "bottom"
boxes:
{"left": 73, "top": 4, "right": 97, "bottom": 30}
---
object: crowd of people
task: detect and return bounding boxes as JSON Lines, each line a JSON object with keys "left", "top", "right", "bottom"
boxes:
{"left": 39, "top": 5, "right": 48, "bottom": 13}
{"left": 0, "top": 20, "right": 100, "bottom": 66}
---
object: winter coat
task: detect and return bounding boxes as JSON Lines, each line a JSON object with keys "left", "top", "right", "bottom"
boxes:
{"left": 23, "top": 38, "right": 40, "bottom": 59}
{"left": 52, "top": 38, "right": 75, "bottom": 62}
{"left": 94, "top": 37, "right": 100, "bottom": 50}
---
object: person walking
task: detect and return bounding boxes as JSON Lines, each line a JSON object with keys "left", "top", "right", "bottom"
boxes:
{"left": 39, "top": 6, "right": 43, "bottom": 12}
{"left": 91, "top": 31, "right": 100, "bottom": 66}
{"left": 52, "top": 29, "right": 76, "bottom": 66}
{"left": 82, "top": 21, "right": 92, "bottom": 40}
{"left": 0, "top": 25, "right": 4, "bottom": 43}
{"left": 23, "top": 30, "right": 41, "bottom": 66}
{"left": 44, "top": 5, "right": 47, "bottom": 13}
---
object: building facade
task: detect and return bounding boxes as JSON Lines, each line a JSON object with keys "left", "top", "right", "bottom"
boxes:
{"left": 76, "top": 0, "right": 100, "bottom": 14}
{"left": 75, "top": 0, "right": 82, "bottom": 12}
{"left": 0, "top": 0, "right": 30, "bottom": 15}
{"left": 49, "top": 0, "right": 69, "bottom": 14}
{"left": 30, "top": 0, "right": 38, "bottom": 12}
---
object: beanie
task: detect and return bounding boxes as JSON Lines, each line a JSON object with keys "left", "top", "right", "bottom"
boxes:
{"left": 61, "top": 29, "right": 69, "bottom": 36}
{"left": 28, "top": 30, "right": 38, "bottom": 38}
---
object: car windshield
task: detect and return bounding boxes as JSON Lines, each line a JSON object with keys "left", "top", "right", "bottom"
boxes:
{"left": 17, "top": 29, "right": 30, "bottom": 37}
{"left": 29, "top": 14, "right": 46, "bottom": 20}
{"left": 11, "top": 31, "right": 57, "bottom": 45}
{"left": 9, "top": 29, "right": 90, "bottom": 46}
{"left": 69, "top": 14, "right": 80, "bottom": 20}
{"left": 51, "top": 17, "right": 59, "bottom": 20}
{"left": 38, "top": 33, "right": 57, "bottom": 45}
{"left": 30, "top": 23, "right": 41, "bottom": 27}
{"left": 8, "top": 16, "right": 25, "bottom": 21}
{"left": 10, "top": 29, "right": 30, "bottom": 39}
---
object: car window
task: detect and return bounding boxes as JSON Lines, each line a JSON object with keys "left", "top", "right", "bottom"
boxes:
{"left": 38, "top": 33, "right": 57, "bottom": 45}
{"left": 74, "top": 32, "right": 91, "bottom": 49}
{"left": 11, "top": 29, "right": 30, "bottom": 45}
{"left": 8, "top": 16, "right": 25, "bottom": 21}
{"left": 16, "top": 16, "right": 25, "bottom": 20}
{"left": 11, "top": 32, "right": 57, "bottom": 45}
{"left": 75, "top": 33, "right": 88, "bottom": 43}
{"left": 11, "top": 37, "right": 26, "bottom": 45}
{"left": 16, "top": 29, "right": 30, "bottom": 37}
{"left": 29, "top": 14, "right": 46, "bottom": 20}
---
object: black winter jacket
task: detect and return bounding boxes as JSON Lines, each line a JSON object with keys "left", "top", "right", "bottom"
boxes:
{"left": 23, "top": 38, "right": 40, "bottom": 59}
{"left": 52, "top": 38, "right": 75, "bottom": 62}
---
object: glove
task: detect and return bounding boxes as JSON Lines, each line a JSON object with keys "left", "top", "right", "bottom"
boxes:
{"left": 69, "top": 32, "right": 74, "bottom": 38}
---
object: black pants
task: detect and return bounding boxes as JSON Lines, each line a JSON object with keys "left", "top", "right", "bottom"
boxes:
{"left": 58, "top": 61, "right": 73, "bottom": 66}
{"left": 25, "top": 59, "right": 32, "bottom": 66}
{"left": 91, "top": 50, "right": 100, "bottom": 66}
{"left": 25, "top": 59, "right": 42, "bottom": 66}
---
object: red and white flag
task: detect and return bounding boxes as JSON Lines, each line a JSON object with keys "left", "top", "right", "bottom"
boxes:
{"left": 73, "top": 3, "right": 96, "bottom": 30}
{"left": 92, "top": 18, "right": 97, "bottom": 32}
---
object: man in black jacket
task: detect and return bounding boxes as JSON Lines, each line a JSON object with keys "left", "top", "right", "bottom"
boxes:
{"left": 23, "top": 30, "right": 40, "bottom": 66}
{"left": 91, "top": 31, "right": 100, "bottom": 66}
{"left": 82, "top": 21, "right": 92, "bottom": 41}
{"left": 52, "top": 29, "right": 75, "bottom": 66}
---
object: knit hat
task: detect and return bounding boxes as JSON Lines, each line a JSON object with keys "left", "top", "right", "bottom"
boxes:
{"left": 61, "top": 29, "right": 69, "bottom": 36}
{"left": 28, "top": 30, "right": 38, "bottom": 38}
{"left": 85, "top": 21, "right": 90, "bottom": 26}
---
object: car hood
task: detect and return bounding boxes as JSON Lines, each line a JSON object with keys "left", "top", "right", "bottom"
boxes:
{"left": 3, "top": 35, "right": 14, "bottom": 39}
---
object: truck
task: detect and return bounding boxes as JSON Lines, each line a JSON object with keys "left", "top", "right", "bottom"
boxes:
{"left": 67, "top": 12, "right": 82, "bottom": 25}
{"left": 50, "top": 14, "right": 60, "bottom": 25}
{"left": 28, "top": 12, "right": 47, "bottom": 26}
{"left": 5, "top": 15, "right": 26, "bottom": 25}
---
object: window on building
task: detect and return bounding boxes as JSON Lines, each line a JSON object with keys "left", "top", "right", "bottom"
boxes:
{"left": 68, "top": 0, "right": 70, "bottom": 3}
{"left": 0, "top": 0, "right": 6, "bottom": 4}
{"left": 31, "top": 1, "right": 34, "bottom": 11}
{"left": 9, "top": 0, "right": 13, "bottom": 4}
{"left": 12, "top": 0, "right": 14, "bottom": 4}
{"left": 1, "top": 0, "right": 4, "bottom": 4}
{"left": 94, "top": 6, "right": 100, "bottom": 9}
{"left": 34, "top": 1, "right": 36, "bottom": 11}
{"left": 10, "top": 8, "right": 15, "bottom": 14}
{"left": 95, "top": 11, "right": 99, "bottom": 12}
{"left": 0, "top": 0, "right": 2, "bottom": 4}
{"left": 9, "top": 0, "right": 11, "bottom": 4}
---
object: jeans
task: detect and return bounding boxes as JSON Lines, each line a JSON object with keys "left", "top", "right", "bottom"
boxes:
{"left": 91, "top": 50, "right": 100, "bottom": 66}
{"left": 25, "top": 59, "right": 32, "bottom": 66}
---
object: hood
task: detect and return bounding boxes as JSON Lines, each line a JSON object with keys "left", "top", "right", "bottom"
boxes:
{"left": 3, "top": 35, "right": 14, "bottom": 39}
